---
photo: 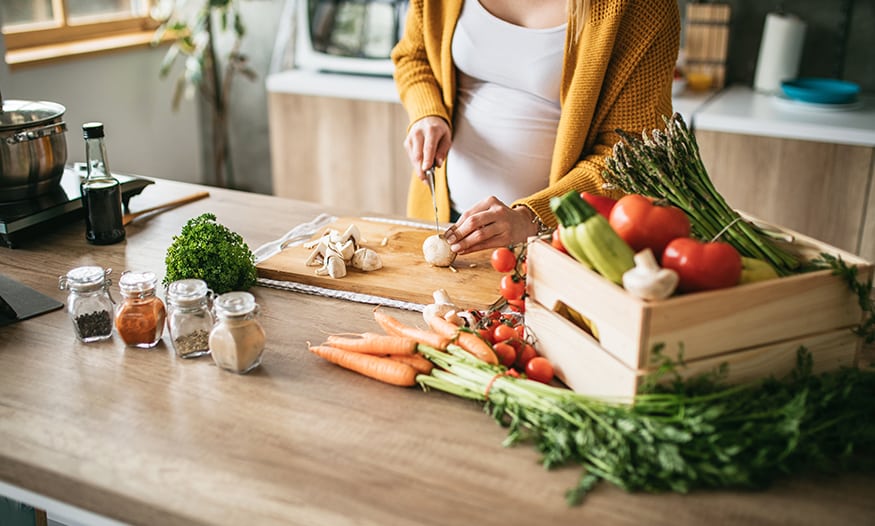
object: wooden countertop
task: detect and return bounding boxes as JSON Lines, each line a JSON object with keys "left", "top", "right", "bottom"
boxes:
{"left": 1, "top": 178, "right": 873, "bottom": 526}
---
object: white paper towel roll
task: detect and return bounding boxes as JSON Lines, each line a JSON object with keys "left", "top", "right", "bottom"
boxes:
{"left": 753, "top": 13, "right": 807, "bottom": 93}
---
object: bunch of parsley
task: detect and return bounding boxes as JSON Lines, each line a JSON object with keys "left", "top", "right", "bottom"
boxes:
{"left": 164, "top": 213, "right": 257, "bottom": 294}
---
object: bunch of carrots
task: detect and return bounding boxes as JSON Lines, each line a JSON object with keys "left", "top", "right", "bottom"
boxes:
{"left": 308, "top": 307, "right": 499, "bottom": 387}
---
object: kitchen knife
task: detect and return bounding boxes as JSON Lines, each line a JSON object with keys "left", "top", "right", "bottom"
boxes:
{"left": 425, "top": 166, "right": 440, "bottom": 232}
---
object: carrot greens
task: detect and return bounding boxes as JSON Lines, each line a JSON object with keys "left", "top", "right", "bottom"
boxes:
{"left": 416, "top": 344, "right": 875, "bottom": 505}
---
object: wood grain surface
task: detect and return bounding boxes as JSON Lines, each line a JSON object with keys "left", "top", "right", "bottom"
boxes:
{"left": 1, "top": 178, "right": 873, "bottom": 526}
{"left": 256, "top": 216, "right": 502, "bottom": 309}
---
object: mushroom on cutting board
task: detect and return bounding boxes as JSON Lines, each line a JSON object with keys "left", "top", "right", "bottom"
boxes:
{"left": 422, "top": 234, "right": 456, "bottom": 267}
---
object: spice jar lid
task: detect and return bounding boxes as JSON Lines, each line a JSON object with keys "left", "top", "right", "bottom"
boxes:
{"left": 214, "top": 291, "right": 257, "bottom": 317}
{"left": 59, "top": 265, "right": 109, "bottom": 292}
{"left": 166, "top": 278, "right": 209, "bottom": 306}
{"left": 119, "top": 270, "right": 158, "bottom": 296}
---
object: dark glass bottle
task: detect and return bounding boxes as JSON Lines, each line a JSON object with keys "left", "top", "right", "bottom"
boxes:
{"left": 81, "top": 122, "right": 125, "bottom": 245}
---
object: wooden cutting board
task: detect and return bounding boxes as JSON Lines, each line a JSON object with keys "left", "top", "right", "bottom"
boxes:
{"left": 256, "top": 217, "right": 503, "bottom": 309}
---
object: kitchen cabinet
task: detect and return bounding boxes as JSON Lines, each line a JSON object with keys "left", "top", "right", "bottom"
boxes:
{"left": 267, "top": 71, "right": 411, "bottom": 216}
{"left": 693, "top": 86, "right": 875, "bottom": 262}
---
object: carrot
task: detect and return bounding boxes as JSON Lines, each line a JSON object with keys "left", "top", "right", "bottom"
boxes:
{"left": 426, "top": 315, "right": 498, "bottom": 365}
{"left": 325, "top": 333, "right": 416, "bottom": 355}
{"left": 309, "top": 345, "right": 418, "bottom": 387}
{"left": 373, "top": 307, "right": 451, "bottom": 350}
{"left": 389, "top": 353, "right": 434, "bottom": 375}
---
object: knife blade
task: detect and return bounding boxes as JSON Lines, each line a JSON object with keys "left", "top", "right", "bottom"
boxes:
{"left": 425, "top": 166, "right": 440, "bottom": 232}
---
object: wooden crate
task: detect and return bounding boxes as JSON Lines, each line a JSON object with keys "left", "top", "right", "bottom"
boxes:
{"left": 524, "top": 226, "right": 872, "bottom": 399}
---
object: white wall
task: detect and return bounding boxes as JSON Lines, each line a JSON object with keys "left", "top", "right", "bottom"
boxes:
{"left": 1, "top": 44, "right": 202, "bottom": 184}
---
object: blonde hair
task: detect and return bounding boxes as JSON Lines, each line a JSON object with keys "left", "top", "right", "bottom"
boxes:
{"left": 568, "top": 0, "right": 591, "bottom": 41}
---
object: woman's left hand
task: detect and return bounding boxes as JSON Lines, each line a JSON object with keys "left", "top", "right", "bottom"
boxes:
{"left": 443, "top": 197, "right": 538, "bottom": 255}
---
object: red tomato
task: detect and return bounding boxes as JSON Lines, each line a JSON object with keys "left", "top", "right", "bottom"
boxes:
{"left": 525, "top": 357, "right": 555, "bottom": 384}
{"left": 608, "top": 194, "right": 691, "bottom": 260}
{"left": 491, "top": 247, "right": 516, "bottom": 273}
{"left": 514, "top": 324, "right": 525, "bottom": 340}
{"left": 499, "top": 274, "right": 526, "bottom": 301}
{"left": 581, "top": 192, "right": 618, "bottom": 219}
{"left": 492, "top": 323, "right": 517, "bottom": 343}
{"left": 507, "top": 298, "right": 526, "bottom": 314}
{"left": 515, "top": 343, "right": 537, "bottom": 369}
{"left": 492, "top": 342, "right": 517, "bottom": 367}
{"left": 551, "top": 229, "right": 568, "bottom": 254}
{"left": 477, "top": 327, "right": 494, "bottom": 344}
{"left": 662, "top": 237, "right": 742, "bottom": 293}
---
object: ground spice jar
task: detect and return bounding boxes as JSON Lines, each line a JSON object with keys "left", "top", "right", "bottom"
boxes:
{"left": 116, "top": 271, "right": 166, "bottom": 348}
{"left": 58, "top": 266, "right": 114, "bottom": 343}
{"left": 209, "top": 291, "right": 265, "bottom": 374}
{"left": 166, "top": 279, "right": 214, "bottom": 358}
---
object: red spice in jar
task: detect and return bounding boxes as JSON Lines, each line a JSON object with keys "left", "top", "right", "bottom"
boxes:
{"left": 116, "top": 298, "right": 165, "bottom": 347}
{"left": 116, "top": 270, "right": 166, "bottom": 348}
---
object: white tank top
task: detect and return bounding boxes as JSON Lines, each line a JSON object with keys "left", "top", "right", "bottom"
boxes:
{"left": 447, "top": 0, "right": 566, "bottom": 212}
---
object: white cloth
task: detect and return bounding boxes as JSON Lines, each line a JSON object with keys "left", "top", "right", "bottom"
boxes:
{"left": 447, "top": 0, "right": 566, "bottom": 212}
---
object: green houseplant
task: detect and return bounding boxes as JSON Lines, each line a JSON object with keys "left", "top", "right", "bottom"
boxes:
{"left": 152, "top": 0, "right": 256, "bottom": 189}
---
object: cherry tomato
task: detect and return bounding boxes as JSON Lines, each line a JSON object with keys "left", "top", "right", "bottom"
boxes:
{"left": 515, "top": 342, "right": 537, "bottom": 369}
{"left": 506, "top": 299, "right": 526, "bottom": 314}
{"left": 608, "top": 194, "right": 691, "bottom": 260}
{"left": 492, "top": 342, "right": 517, "bottom": 367}
{"left": 476, "top": 327, "right": 495, "bottom": 345}
{"left": 514, "top": 324, "right": 525, "bottom": 340}
{"left": 491, "top": 247, "right": 516, "bottom": 273}
{"left": 551, "top": 228, "right": 568, "bottom": 254}
{"left": 499, "top": 274, "right": 526, "bottom": 301}
{"left": 492, "top": 323, "right": 517, "bottom": 343}
{"left": 525, "top": 357, "right": 555, "bottom": 384}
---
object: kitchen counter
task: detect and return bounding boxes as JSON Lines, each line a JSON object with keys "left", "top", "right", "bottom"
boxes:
{"left": 3, "top": 178, "right": 873, "bottom": 526}
{"left": 266, "top": 69, "right": 718, "bottom": 123}
{"left": 694, "top": 85, "right": 875, "bottom": 147}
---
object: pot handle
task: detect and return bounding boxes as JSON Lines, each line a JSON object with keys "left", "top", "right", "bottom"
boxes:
{"left": 4, "top": 121, "right": 67, "bottom": 145}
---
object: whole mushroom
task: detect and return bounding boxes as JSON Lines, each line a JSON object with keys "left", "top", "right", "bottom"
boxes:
{"left": 422, "top": 234, "right": 456, "bottom": 267}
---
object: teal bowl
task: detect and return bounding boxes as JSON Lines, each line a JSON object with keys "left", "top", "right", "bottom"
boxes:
{"left": 781, "top": 78, "right": 861, "bottom": 105}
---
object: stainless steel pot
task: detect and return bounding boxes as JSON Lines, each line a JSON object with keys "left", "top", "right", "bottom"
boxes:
{"left": 0, "top": 96, "right": 68, "bottom": 201}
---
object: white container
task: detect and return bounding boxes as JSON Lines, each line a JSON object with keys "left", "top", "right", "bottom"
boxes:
{"left": 753, "top": 12, "right": 806, "bottom": 94}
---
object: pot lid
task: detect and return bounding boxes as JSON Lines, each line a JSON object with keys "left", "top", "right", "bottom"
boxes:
{"left": 0, "top": 100, "right": 66, "bottom": 131}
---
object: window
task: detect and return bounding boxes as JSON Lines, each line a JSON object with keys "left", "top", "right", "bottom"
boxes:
{"left": 2, "top": 0, "right": 157, "bottom": 52}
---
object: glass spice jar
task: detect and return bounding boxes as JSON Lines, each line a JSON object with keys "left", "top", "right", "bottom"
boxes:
{"left": 116, "top": 270, "right": 166, "bottom": 349}
{"left": 166, "top": 279, "right": 214, "bottom": 359}
{"left": 58, "top": 265, "right": 115, "bottom": 343}
{"left": 209, "top": 291, "right": 265, "bottom": 374}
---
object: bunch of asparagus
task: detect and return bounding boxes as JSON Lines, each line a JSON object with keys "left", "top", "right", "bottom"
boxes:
{"left": 602, "top": 113, "right": 800, "bottom": 275}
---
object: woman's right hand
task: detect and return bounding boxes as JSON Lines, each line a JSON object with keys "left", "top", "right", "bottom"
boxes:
{"left": 404, "top": 116, "right": 452, "bottom": 182}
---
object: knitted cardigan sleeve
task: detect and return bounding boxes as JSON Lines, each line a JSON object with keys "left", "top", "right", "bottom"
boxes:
{"left": 515, "top": 0, "right": 681, "bottom": 227}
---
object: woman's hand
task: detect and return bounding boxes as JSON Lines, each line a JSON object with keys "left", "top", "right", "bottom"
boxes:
{"left": 404, "top": 116, "right": 452, "bottom": 182}
{"left": 443, "top": 197, "right": 539, "bottom": 255}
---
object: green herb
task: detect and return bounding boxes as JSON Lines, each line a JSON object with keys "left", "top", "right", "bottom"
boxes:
{"left": 164, "top": 213, "right": 257, "bottom": 294}
{"left": 810, "top": 253, "right": 875, "bottom": 344}
{"left": 602, "top": 113, "right": 800, "bottom": 275}
{"left": 416, "top": 345, "right": 875, "bottom": 505}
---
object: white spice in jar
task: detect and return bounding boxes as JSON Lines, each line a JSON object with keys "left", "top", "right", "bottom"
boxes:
{"left": 209, "top": 291, "right": 265, "bottom": 374}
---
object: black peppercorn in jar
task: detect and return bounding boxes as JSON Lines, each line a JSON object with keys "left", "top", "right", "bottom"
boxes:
{"left": 58, "top": 266, "right": 115, "bottom": 343}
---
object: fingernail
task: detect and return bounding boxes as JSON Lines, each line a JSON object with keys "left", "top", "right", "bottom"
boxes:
{"left": 421, "top": 161, "right": 430, "bottom": 170}
{"left": 444, "top": 232, "right": 456, "bottom": 244}
{"left": 450, "top": 243, "right": 461, "bottom": 253}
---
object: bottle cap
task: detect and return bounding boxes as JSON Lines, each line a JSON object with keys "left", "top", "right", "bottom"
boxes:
{"left": 82, "top": 122, "right": 105, "bottom": 139}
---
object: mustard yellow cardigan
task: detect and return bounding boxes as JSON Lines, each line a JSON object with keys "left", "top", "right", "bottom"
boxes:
{"left": 391, "top": 0, "right": 680, "bottom": 226}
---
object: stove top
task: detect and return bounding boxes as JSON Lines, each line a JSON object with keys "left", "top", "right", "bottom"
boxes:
{"left": 0, "top": 166, "right": 153, "bottom": 248}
